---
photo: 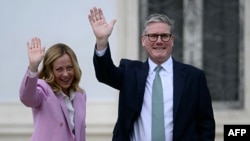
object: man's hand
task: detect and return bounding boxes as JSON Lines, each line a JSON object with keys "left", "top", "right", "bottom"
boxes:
{"left": 88, "top": 7, "right": 116, "bottom": 50}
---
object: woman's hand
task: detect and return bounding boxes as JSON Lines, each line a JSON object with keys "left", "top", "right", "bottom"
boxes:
{"left": 27, "top": 37, "right": 45, "bottom": 72}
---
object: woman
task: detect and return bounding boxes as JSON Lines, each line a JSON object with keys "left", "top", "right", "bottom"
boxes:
{"left": 19, "top": 37, "right": 86, "bottom": 141}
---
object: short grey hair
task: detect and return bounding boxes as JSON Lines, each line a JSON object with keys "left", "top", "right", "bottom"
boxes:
{"left": 142, "top": 13, "right": 174, "bottom": 35}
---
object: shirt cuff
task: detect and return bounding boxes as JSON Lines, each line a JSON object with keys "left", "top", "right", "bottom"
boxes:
{"left": 95, "top": 47, "right": 107, "bottom": 57}
{"left": 28, "top": 70, "right": 38, "bottom": 78}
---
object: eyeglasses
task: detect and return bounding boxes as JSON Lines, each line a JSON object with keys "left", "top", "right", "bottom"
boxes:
{"left": 144, "top": 33, "right": 172, "bottom": 42}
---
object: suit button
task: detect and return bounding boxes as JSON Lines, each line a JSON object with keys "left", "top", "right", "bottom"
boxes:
{"left": 60, "top": 122, "right": 63, "bottom": 126}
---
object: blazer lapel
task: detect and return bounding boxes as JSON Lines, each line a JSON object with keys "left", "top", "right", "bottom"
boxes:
{"left": 173, "top": 60, "right": 187, "bottom": 120}
{"left": 135, "top": 61, "right": 149, "bottom": 111}
{"left": 72, "top": 93, "right": 85, "bottom": 135}
{"left": 57, "top": 94, "right": 73, "bottom": 132}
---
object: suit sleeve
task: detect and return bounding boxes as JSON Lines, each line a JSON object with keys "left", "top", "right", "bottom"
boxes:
{"left": 93, "top": 43, "right": 123, "bottom": 90}
{"left": 198, "top": 71, "right": 216, "bottom": 141}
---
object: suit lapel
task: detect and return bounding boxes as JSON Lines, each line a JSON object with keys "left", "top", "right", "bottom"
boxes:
{"left": 57, "top": 94, "right": 73, "bottom": 132}
{"left": 135, "top": 59, "right": 186, "bottom": 121}
{"left": 135, "top": 61, "right": 149, "bottom": 111}
{"left": 173, "top": 60, "right": 187, "bottom": 120}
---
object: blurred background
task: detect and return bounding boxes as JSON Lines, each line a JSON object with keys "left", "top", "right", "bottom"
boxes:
{"left": 0, "top": 0, "right": 249, "bottom": 141}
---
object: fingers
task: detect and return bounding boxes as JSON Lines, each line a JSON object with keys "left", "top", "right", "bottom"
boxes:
{"left": 88, "top": 7, "right": 104, "bottom": 24}
{"left": 27, "top": 37, "right": 43, "bottom": 54}
{"left": 27, "top": 42, "right": 30, "bottom": 50}
{"left": 27, "top": 37, "right": 41, "bottom": 49}
{"left": 110, "top": 19, "right": 117, "bottom": 27}
{"left": 98, "top": 8, "right": 105, "bottom": 21}
{"left": 41, "top": 46, "right": 46, "bottom": 54}
{"left": 31, "top": 37, "right": 41, "bottom": 48}
{"left": 94, "top": 8, "right": 103, "bottom": 21}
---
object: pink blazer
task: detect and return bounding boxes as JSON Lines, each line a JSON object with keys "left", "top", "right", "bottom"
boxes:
{"left": 19, "top": 69, "right": 86, "bottom": 141}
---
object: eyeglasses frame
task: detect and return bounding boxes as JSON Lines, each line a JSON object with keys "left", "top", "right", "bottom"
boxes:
{"left": 144, "top": 33, "right": 172, "bottom": 42}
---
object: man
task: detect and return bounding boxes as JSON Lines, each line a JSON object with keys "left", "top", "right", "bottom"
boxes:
{"left": 88, "top": 7, "right": 215, "bottom": 141}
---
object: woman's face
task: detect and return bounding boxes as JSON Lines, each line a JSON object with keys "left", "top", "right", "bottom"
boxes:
{"left": 52, "top": 54, "right": 74, "bottom": 95}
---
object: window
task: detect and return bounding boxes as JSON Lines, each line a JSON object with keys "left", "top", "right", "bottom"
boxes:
{"left": 139, "top": 0, "right": 244, "bottom": 109}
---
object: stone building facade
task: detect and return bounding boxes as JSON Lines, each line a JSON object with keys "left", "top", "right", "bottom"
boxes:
{"left": 1, "top": 0, "right": 250, "bottom": 141}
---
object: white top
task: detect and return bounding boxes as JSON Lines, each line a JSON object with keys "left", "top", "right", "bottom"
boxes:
{"left": 131, "top": 57, "right": 174, "bottom": 141}
{"left": 96, "top": 48, "right": 174, "bottom": 141}
{"left": 62, "top": 91, "right": 75, "bottom": 131}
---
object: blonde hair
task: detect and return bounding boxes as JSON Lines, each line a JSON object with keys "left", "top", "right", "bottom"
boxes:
{"left": 38, "top": 43, "right": 83, "bottom": 93}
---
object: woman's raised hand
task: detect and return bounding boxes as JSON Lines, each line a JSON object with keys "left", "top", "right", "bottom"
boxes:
{"left": 27, "top": 37, "right": 45, "bottom": 72}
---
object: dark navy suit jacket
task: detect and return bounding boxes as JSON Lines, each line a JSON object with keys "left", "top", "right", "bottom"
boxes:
{"left": 93, "top": 45, "right": 215, "bottom": 141}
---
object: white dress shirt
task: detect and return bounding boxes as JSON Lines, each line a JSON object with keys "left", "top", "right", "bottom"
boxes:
{"left": 62, "top": 91, "right": 75, "bottom": 132}
{"left": 96, "top": 48, "right": 174, "bottom": 141}
{"left": 131, "top": 57, "right": 174, "bottom": 141}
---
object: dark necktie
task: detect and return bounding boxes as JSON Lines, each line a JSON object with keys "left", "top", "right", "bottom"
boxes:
{"left": 152, "top": 66, "right": 165, "bottom": 141}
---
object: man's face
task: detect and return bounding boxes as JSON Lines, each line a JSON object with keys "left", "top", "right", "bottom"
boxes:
{"left": 141, "top": 22, "right": 174, "bottom": 65}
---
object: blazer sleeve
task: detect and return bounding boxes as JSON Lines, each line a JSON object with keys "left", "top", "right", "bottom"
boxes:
{"left": 93, "top": 44, "right": 123, "bottom": 90}
{"left": 198, "top": 71, "right": 215, "bottom": 140}
{"left": 19, "top": 68, "right": 45, "bottom": 108}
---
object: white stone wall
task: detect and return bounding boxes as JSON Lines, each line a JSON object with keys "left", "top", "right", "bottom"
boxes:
{"left": 0, "top": 102, "right": 117, "bottom": 141}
